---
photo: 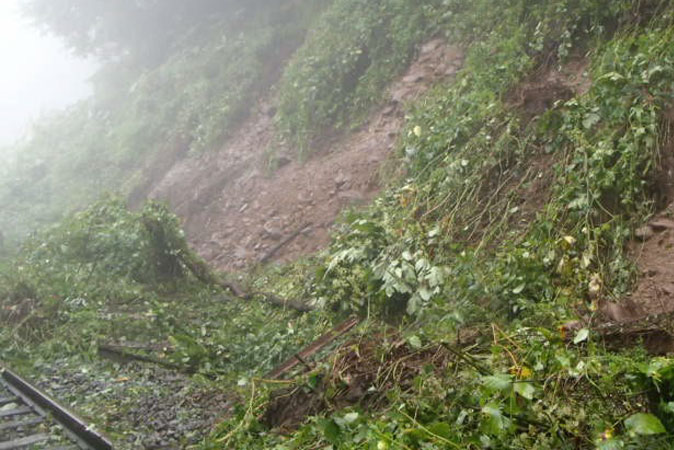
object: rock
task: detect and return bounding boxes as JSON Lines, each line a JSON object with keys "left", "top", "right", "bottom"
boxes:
{"left": 403, "top": 73, "right": 425, "bottom": 83}
{"left": 420, "top": 38, "right": 444, "bottom": 55}
{"left": 263, "top": 218, "right": 283, "bottom": 241}
{"left": 297, "top": 192, "right": 313, "bottom": 204}
{"left": 635, "top": 225, "right": 655, "bottom": 241}
{"left": 276, "top": 155, "right": 292, "bottom": 168}
{"left": 649, "top": 218, "right": 674, "bottom": 231}
{"left": 334, "top": 171, "right": 350, "bottom": 189}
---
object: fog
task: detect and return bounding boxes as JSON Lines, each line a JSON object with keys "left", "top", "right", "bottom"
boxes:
{"left": 0, "top": 0, "right": 96, "bottom": 149}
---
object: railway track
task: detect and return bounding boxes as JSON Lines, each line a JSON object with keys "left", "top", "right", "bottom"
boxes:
{"left": 0, "top": 367, "right": 113, "bottom": 449}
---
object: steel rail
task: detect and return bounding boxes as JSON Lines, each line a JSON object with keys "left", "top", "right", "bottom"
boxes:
{"left": 0, "top": 366, "right": 113, "bottom": 449}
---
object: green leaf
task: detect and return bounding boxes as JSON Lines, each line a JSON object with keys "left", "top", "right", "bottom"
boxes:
{"left": 662, "top": 402, "right": 674, "bottom": 414}
{"left": 644, "top": 65, "right": 664, "bottom": 83}
{"left": 418, "top": 286, "right": 433, "bottom": 301}
{"left": 408, "top": 335, "right": 422, "bottom": 349}
{"left": 426, "top": 422, "right": 453, "bottom": 440}
{"left": 343, "top": 412, "right": 359, "bottom": 424}
{"left": 514, "top": 382, "right": 535, "bottom": 400}
{"left": 568, "top": 194, "right": 589, "bottom": 210}
{"left": 319, "top": 418, "right": 341, "bottom": 444}
{"left": 573, "top": 328, "right": 589, "bottom": 344}
{"left": 582, "top": 113, "right": 601, "bottom": 130}
{"left": 512, "top": 283, "right": 526, "bottom": 295}
{"left": 597, "top": 439, "right": 625, "bottom": 450}
{"left": 481, "top": 403, "right": 511, "bottom": 435}
{"left": 624, "top": 413, "right": 666, "bottom": 435}
{"left": 482, "top": 374, "right": 512, "bottom": 393}
{"left": 415, "top": 258, "right": 430, "bottom": 272}
{"left": 428, "top": 266, "right": 445, "bottom": 288}
{"left": 597, "top": 71, "right": 625, "bottom": 82}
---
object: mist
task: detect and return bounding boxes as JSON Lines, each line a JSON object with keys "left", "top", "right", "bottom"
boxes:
{"left": 0, "top": 0, "right": 96, "bottom": 149}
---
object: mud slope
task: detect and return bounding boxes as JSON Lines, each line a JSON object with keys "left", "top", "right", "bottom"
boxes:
{"left": 149, "top": 40, "right": 464, "bottom": 271}
{"left": 599, "top": 113, "right": 674, "bottom": 323}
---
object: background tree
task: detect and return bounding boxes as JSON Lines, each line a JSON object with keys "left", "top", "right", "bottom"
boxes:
{"left": 20, "top": 0, "right": 281, "bottom": 63}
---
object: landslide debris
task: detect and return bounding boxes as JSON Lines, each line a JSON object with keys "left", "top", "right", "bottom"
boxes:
{"left": 149, "top": 40, "right": 464, "bottom": 271}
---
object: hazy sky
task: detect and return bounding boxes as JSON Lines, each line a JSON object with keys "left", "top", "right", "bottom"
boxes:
{"left": 0, "top": 0, "right": 96, "bottom": 148}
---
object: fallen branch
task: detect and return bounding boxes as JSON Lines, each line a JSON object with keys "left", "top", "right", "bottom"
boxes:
{"left": 254, "top": 291, "right": 314, "bottom": 313}
{"left": 259, "top": 223, "right": 312, "bottom": 264}
{"left": 265, "top": 316, "right": 360, "bottom": 380}
{"left": 171, "top": 239, "right": 315, "bottom": 313}
{"left": 98, "top": 344, "right": 183, "bottom": 371}
{"left": 563, "top": 311, "right": 674, "bottom": 355}
{"left": 218, "top": 280, "right": 314, "bottom": 313}
{"left": 100, "top": 341, "right": 171, "bottom": 352}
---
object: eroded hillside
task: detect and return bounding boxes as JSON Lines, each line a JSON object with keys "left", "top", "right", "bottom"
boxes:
{"left": 3, "top": 1, "right": 674, "bottom": 449}
{"left": 149, "top": 40, "right": 464, "bottom": 271}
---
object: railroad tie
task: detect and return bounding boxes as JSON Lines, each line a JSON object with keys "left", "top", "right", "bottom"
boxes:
{"left": 0, "top": 434, "right": 50, "bottom": 450}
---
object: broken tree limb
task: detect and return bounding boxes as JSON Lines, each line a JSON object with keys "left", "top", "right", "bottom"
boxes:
{"left": 171, "top": 238, "right": 315, "bottom": 313}
{"left": 98, "top": 344, "right": 182, "bottom": 371}
{"left": 217, "top": 280, "right": 315, "bottom": 313}
{"left": 258, "top": 223, "right": 312, "bottom": 264}
{"left": 100, "top": 341, "right": 171, "bottom": 352}
{"left": 265, "top": 316, "right": 360, "bottom": 380}
{"left": 562, "top": 310, "right": 674, "bottom": 355}
{"left": 253, "top": 291, "right": 314, "bottom": 313}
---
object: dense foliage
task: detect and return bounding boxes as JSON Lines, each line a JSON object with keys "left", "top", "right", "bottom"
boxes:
{"left": 0, "top": 0, "right": 329, "bottom": 245}
{"left": 3, "top": 0, "right": 674, "bottom": 448}
{"left": 0, "top": 197, "right": 330, "bottom": 378}
{"left": 276, "top": 0, "right": 452, "bottom": 155}
{"left": 208, "top": 0, "right": 674, "bottom": 448}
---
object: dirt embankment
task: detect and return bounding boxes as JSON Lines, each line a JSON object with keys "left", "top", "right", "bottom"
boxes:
{"left": 625, "top": 211, "right": 674, "bottom": 318}
{"left": 599, "top": 109, "right": 674, "bottom": 325}
{"left": 148, "top": 40, "right": 464, "bottom": 271}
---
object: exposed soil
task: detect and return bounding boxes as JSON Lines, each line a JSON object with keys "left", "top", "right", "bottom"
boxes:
{"left": 148, "top": 40, "right": 465, "bottom": 271}
{"left": 591, "top": 170, "right": 674, "bottom": 354}
{"left": 262, "top": 335, "right": 451, "bottom": 431}
{"left": 619, "top": 207, "right": 674, "bottom": 319}
{"left": 508, "top": 152, "right": 559, "bottom": 231}
{"left": 507, "top": 57, "right": 591, "bottom": 122}
{"left": 472, "top": 57, "right": 591, "bottom": 242}
{"left": 600, "top": 112, "right": 674, "bottom": 325}
{"left": 652, "top": 107, "right": 674, "bottom": 209}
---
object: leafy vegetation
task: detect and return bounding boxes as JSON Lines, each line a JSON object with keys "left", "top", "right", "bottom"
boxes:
{"left": 276, "top": 0, "right": 453, "bottom": 156}
{"left": 0, "top": 197, "right": 331, "bottom": 376}
{"left": 207, "top": 0, "right": 674, "bottom": 448}
{"left": 0, "top": 0, "right": 329, "bottom": 245}
{"left": 3, "top": 0, "right": 674, "bottom": 448}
